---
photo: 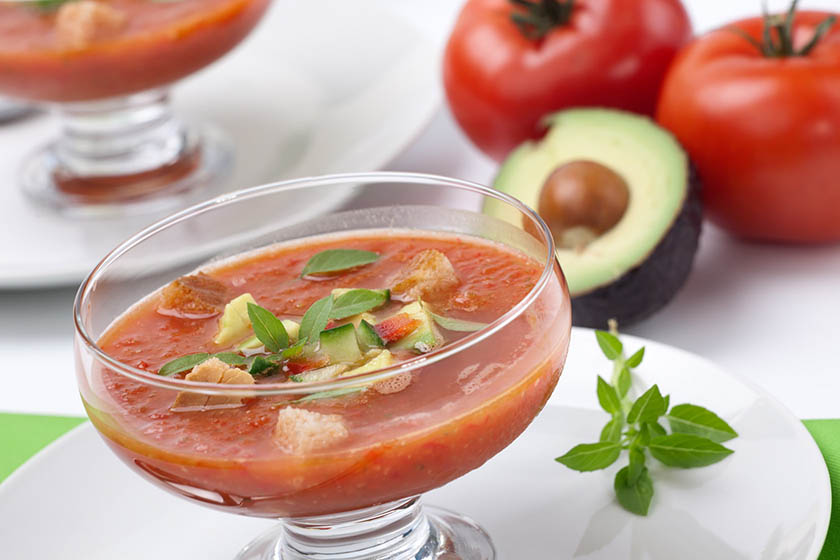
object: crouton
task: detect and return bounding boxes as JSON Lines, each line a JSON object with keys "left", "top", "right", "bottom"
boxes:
{"left": 171, "top": 358, "right": 254, "bottom": 410}
{"left": 159, "top": 272, "right": 228, "bottom": 318}
{"left": 390, "top": 249, "right": 460, "bottom": 301}
{"left": 373, "top": 372, "right": 412, "bottom": 395}
{"left": 274, "top": 407, "right": 349, "bottom": 454}
{"left": 56, "top": 1, "right": 126, "bottom": 49}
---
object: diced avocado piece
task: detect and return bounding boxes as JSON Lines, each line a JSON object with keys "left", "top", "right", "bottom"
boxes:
{"left": 238, "top": 334, "right": 262, "bottom": 350}
{"left": 356, "top": 319, "right": 385, "bottom": 351}
{"left": 388, "top": 301, "right": 442, "bottom": 354}
{"left": 319, "top": 323, "right": 363, "bottom": 364}
{"left": 486, "top": 109, "right": 701, "bottom": 328}
{"left": 214, "top": 293, "right": 257, "bottom": 346}
{"left": 289, "top": 364, "right": 348, "bottom": 383}
{"left": 281, "top": 319, "right": 300, "bottom": 343}
{"left": 342, "top": 349, "right": 396, "bottom": 377}
{"left": 347, "top": 312, "right": 377, "bottom": 328}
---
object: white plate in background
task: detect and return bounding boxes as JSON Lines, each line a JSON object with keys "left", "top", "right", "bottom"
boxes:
{"left": 0, "top": 0, "right": 443, "bottom": 288}
{"left": 0, "top": 329, "right": 829, "bottom": 559}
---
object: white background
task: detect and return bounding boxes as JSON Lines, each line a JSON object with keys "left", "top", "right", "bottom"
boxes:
{"left": 1, "top": 0, "right": 839, "bottom": 420}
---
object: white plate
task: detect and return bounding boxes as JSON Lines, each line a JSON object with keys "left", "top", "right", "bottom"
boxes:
{"left": 0, "top": 0, "right": 443, "bottom": 289}
{"left": 0, "top": 329, "right": 830, "bottom": 559}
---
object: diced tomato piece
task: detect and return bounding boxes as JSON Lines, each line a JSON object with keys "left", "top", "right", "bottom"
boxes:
{"left": 286, "top": 356, "right": 329, "bottom": 375}
{"left": 374, "top": 313, "right": 420, "bottom": 343}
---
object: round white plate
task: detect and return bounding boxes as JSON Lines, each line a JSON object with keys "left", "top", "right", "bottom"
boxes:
{"left": 0, "top": 329, "right": 830, "bottom": 559}
{"left": 0, "top": 0, "right": 443, "bottom": 289}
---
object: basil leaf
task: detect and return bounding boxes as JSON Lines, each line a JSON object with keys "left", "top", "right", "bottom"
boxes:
{"left": 330, "top": 289, "right": 389, "bottom": 320}
{"left": 600, "top": 417, "right": 623, "bottom": 443}
{"left": 293, "top": 387, "right": 364, "bottom": 403}
{"left": 596, "top": 376, "right": 622, "bottom": 415}
{"left": 648, "top": 434, "right": 734, "bottom": 468}
{"left": 648, "top": 421, "right": 667, "bottom": 438}
{"left": 614, "top": 465, "right": 654, "bottom": 516}
{"left": 667, "top": 404, "right": 738, "bottom": 443}
{"left": 249, "top": 355, "right": 279, "bottom": 376}
{"left": 213, "top": 352, "right": 248, "bottom": 366}
{"left": 663, "top": 394, "right": 670, "bottom": 412}
{"left": 595, "top": 330, "right": 622, "bottom": 360}
{"left": 299, "top": 295, "right": 334, "bottom": 342}
{"left": 617, "top": 365, "right": 632, "bottom": 398}
{"left": 627, "top": 446, "right": 646, "bottom": 484}
{"left": 626, "top": 347, "right": 645, "bottom": 368}
{"left": 555, "top": 442, "right": 621, "bottom": 472}
{"left": 627, "top": 385, "right": 667, "bottom": 424}
{"left": 430, "top": 311, "right": 488, "bottom": 333}
{"left": 301, "top": 249, "right": 379, "bottom": 277}
{"left": 247, "top": 303, "right": 289, "bottom": 353}
{"left": 158, "top": 353, "right": 210, "bottom": 376}
{"left": 280, "top": 341, "right": 307, "bottom": 359}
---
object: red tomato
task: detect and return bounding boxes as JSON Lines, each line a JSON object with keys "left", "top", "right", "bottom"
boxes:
{"left": 374, "top": 314, "right": 420, "bottom": 343}
{"left": 443, "top": 0, "right": 692, "bottom": 160}
{"left": 657, "top": 11, "right": 840, "bottom": 242}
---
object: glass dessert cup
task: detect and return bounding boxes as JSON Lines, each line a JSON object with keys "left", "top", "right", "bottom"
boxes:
{"left": 0, "top": 0, "right": 271, "bottom": 215}
{"left": 74, "top": 172, "right": 572, "bottom": 559}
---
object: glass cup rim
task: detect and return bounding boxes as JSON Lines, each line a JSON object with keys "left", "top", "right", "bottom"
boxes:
{"left": 73, "top": 171, "right": 560, "bottom": 396}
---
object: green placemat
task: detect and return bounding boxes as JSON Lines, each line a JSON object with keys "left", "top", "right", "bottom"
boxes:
{"left": 1, "top": 413, "right": 837, "bottom": 557}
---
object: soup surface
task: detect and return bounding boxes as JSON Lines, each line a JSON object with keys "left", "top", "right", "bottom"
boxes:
{"left": 86, "top": 230, "right": 570, "bottom": 517}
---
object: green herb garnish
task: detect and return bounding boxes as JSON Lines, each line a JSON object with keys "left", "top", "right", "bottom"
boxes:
{"left": 213, "top": 352, "right": 249, "bottom": 366}
{"left": 246, "top": 302, "right": 289, "bottom": 353}
{"left": 292, "top": 387, "right": 364, "bottom": 403}
{"left": 299, "top": 295, "right": 334, "bottom": 342}
{"left": 301, "top": 249, "right": 379, "bottom": 277}
{"left": 429, "top": 311, "right": 488, "bottom": 332}
{"left": 248, "top": 355, "right": 279, "bottom": 376}
{"left": 555, "top": 326, "right": 738, "bottom": 516}
{"left": 158, "top": 353, "right": 211, "bottom": 377}
{"left": 330, "top": 289, "right": 389, "bottom": 320}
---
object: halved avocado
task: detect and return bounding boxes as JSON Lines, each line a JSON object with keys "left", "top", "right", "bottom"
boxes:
{"left": 486, "top": 109, "right": 702, "bottom": 328}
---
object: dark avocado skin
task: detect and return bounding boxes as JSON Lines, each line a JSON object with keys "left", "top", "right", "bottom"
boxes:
{"left": 571, "top": 166, "right": 703, "bottom": 329}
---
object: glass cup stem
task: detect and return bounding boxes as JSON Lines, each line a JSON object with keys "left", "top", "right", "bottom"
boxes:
{"left": 236, "top": 498, "right": 496, "bottom": 560}
{"left": 55, "top": 89, "right": 187, "bottom": 178}
{"left": 20, "top": 88, "right": 233, "bottom": 216}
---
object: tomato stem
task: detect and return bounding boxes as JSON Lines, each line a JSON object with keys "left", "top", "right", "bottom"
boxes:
{"left": 509, "top": 0, "right": 575, "bottom": 40}
{"left": 730, "top": 0, "right": 837, "bottom": 57}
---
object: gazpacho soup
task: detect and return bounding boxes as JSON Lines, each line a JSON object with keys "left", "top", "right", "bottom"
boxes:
{"left": 0, "top": 0, "right": 270, "bottom": 101}
{"left": 81, "top": 229, "right": 570, "bottom": 518}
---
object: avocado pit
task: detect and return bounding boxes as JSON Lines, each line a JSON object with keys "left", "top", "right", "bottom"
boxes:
{"left": 537, "top": 160, "right": 630, "bottom": 250}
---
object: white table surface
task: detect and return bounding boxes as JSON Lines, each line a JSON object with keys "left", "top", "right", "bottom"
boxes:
{"left": 1, "top": 0, "right": 839, "bottom": 421}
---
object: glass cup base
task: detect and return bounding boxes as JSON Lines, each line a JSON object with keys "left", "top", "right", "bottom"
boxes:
{"left": 235, "top": 499, "right": 496, "bottom": 560}
{"left": 20, "top": 123, "right": 233, "bottom": 218}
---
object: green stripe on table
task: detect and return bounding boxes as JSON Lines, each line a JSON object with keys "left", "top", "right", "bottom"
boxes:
{"left": 0, "top": 413, "right": 86, "bottom": 481}
{"left": 805, "top": 419, "right": 840, "bottom": 560}
{"left": 0, "top": 414, "right": 837, "bottom": 558}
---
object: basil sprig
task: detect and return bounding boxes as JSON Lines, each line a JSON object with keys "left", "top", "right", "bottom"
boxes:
{"left": 301, "top": 249, "right": 378, "bottom": 277}
{"left": 299, "top": 295, "right": 334, "bottom": 342}
{"left": 555, "top": 327, "right": 737, "bottom": 516}
{"left": 330, "top": 289, "right": 389, "bottom": 320}
{"left": 246, "top": 303, "right": 289, "bottom": 353}
{"left": 158, "top": 351, "right": 248, "bottom": 376}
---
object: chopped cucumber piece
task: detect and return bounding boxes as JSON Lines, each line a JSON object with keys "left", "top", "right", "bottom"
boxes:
{"left": 389, "top": 301, "right": 442, "bottom": 354}
{"left": 348, "top": 312, "right": 377, "bottom": 328}
{"left": 319, "top": 323, "right": 363, "bottom": 363}
{"left": 357, "top": 319, "right": 385, "bottom": 351}
{"left": 290, "top": 364, "right": 348, "bottom": 383}
{"left": 343, "top": 350, "right": 396, "bottom": 377}
{"left": 214, "top": 293, "right": 257, "bottom": 346}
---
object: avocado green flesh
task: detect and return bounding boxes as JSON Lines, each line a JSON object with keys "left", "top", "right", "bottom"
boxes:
{"left": 487, "top": 109, "right": 689, "bottom": 296}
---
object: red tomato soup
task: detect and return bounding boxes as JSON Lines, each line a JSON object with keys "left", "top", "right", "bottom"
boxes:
{"left": 83, "top": 230, "right": 570, "bottom": 518}
{"left": 0, "top": 0, "right": 270, "bottom": 102}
